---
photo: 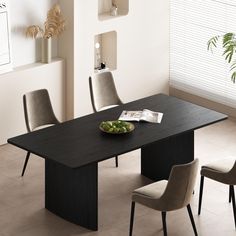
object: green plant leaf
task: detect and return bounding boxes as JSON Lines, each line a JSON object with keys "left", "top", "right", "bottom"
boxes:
{"left": 208, "top": 33, "right": 236, "bottom": 83}
{"left": 207, "top": 35, "right": 220, "bottom": 52}
{"left": 231, "top": 71, "right": 236, "bottom": 83}
{"left": 230, "top": 61, "right": 236, "bottom": 71}
{"left": 223, "top": 44, "right": 235, "bottom": 63}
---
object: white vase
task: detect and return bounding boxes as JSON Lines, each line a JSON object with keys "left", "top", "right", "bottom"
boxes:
{"left": 110, "top": 6, "right": 118, "bottom": 16}
{"left": 41, "top": 37, "right": 51, "bottom": 63}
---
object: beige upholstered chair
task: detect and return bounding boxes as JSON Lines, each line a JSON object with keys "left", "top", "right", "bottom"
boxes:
{"left": 89, "top": 71, "right": 123, "bottom": 112}
{"left": 21, "top": 89, "right": 59, "bottom": 176}
{"left": 129, "top": 159, "right": 199, "bottom": 236}
{"left": 89, "top": 72, "right": 123, "bottom": 167}
{"left": 198, "top": 158, "right": 236, "bottom": 228}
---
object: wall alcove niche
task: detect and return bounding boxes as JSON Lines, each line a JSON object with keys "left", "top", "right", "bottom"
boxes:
{"left": 94, "top": 31, "right": 117, "bottom": 73}
{"left": 98, "top": 0, "right": 129, "bottom": 21}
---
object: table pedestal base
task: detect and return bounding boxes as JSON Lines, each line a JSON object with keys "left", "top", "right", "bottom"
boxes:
{"left": 45, "top": 160, "right": 98, "bottom": 230}
{"left": 141, "top": 131, "right": 194, "bottom": 181}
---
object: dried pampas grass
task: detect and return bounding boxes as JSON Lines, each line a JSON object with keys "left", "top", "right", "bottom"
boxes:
{"left": 25, "top": 25, "right": 44, "bottom": 38}
{"left": 25, "top": 4, "right": 65, "bottom": 39}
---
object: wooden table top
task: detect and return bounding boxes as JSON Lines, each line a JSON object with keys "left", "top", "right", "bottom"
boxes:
{"left": 8, "top": 94, "right": 227, "bottom": 168}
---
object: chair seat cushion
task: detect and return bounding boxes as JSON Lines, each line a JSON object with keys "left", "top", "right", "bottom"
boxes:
{"left": 133, "top": 180, "right": 168, "bottom": 199}
{"left": 32, "top": 124, "right": 55, "bottom": 131}
{"left": 98, "top": 105, "right": 119, "bottom": 111}
{"left": 202, "top": 158, "right": 235, "bottom": 173}
{"left": 201, "top": 158, "right": 236, "bottom": 185}
{"left": 132, "top": 180, "right": 168, "bottom": 210}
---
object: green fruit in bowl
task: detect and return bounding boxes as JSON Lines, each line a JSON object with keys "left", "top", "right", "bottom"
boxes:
{"left": 103, "top": 125, "right": 110, "bottom": 131}
{"left": 126, "top": 124, "right": 133, "bottom": 131}
{"left": 107, "top": 121, "right": 113, "bottom": 127}
{"left": 108, "top": 127, "right": 114, "bottom": 132}
{"left": 121, "top": 127, "right": 127, "bottom": 133}
{"left": 100, "top": 120, "right": 134, "bottom": 134}
{"left": 113, "top": 127, "right": 119, "bottom": 133}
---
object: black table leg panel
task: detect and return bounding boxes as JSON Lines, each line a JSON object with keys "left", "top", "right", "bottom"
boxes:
{"left": 141, "top": 131, "right": 194, "bottom": 181}
{"left": 45, "top": 159, "right": 98, "bottom": 230}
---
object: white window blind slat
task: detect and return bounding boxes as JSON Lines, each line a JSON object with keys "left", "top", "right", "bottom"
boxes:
{"left": 170, "top": 0, "right": 236, "bottom": 108}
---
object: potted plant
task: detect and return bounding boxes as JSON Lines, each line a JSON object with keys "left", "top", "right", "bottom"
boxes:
{"left": 208, "top": 33, "right": 236, "bottom": 83}
{"left": 25, "top": 4, "right": 65, "bottom": 63}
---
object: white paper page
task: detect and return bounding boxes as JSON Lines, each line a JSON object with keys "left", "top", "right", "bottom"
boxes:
{"left": 118, "top": 110, "right": 142, "bottom": 121}
{"left": 141, "top": 109, "right": 163, "bottom": 123}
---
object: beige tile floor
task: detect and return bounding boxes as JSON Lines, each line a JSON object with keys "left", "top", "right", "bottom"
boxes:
{"left": 0, "top": 118, "right": 236, "bottom": 235}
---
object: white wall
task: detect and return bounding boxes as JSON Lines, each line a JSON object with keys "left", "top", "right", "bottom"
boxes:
{"left": 71, "top": 0, "right": 169, "bottom": 117}
{"left": 58, "top": 0, "right": 75, "bottom": 119}
{"left": 10, "top": 0, "right": 58, "bottom": 67}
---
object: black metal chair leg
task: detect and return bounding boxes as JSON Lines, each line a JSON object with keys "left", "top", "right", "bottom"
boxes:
{"left": 115, "top": 156, "right": 118, "bottom": 168}
{"left": 187, "top": 204, "right": 198, "bottom": 236}
{"left": 229, "top": 185, "right": 232, "bottom": 203}
{"left": 21, "top": 152, "right": 30, "bottom": 176}
{"left": 161, "top": 211, "right": 167, "bottom": 236}
{"left": 198, "top": 176, "right": 204, "bottom": 215}
{"left": 230, "top": 185, "right": 236, "bottom": 229}
{"left": 129, "top": 201, "right": 135, "bottom": 236}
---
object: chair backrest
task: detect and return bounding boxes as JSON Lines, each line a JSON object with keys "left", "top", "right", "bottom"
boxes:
{"left": 23, "top": 89, "right": 59, "bottom": 132}
{"left": 160, "top": 159, "right": 199, "bottom": 211}
{"left": 89, "top": 71, "right": 122, "bottom": 112}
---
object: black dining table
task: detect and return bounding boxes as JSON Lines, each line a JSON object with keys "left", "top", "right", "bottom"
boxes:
{"left": 8, "top": 93, "right": 227, "bottom": 230}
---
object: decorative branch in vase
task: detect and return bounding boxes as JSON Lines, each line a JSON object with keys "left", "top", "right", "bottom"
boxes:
{"left": 208, "top": 33, "right": 236, "bottom": 83}
{"left": 25, "top": 4, "right": 66, "bottom": 63}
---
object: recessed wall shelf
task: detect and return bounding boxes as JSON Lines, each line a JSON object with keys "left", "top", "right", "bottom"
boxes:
{"left": 98, "top": 0, "right": 129, "bottom": 21}
{"left": 94, "top": 31, "right": 117, "bottom": 73}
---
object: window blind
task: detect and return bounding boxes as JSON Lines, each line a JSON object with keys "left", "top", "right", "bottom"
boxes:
{"left": 170, "top": 0, "right": 236, "bottom": 108}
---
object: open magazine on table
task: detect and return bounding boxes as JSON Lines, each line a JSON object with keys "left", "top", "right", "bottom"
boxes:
{"left": 118, "top": 109, "right": 163, "bottom": 123}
